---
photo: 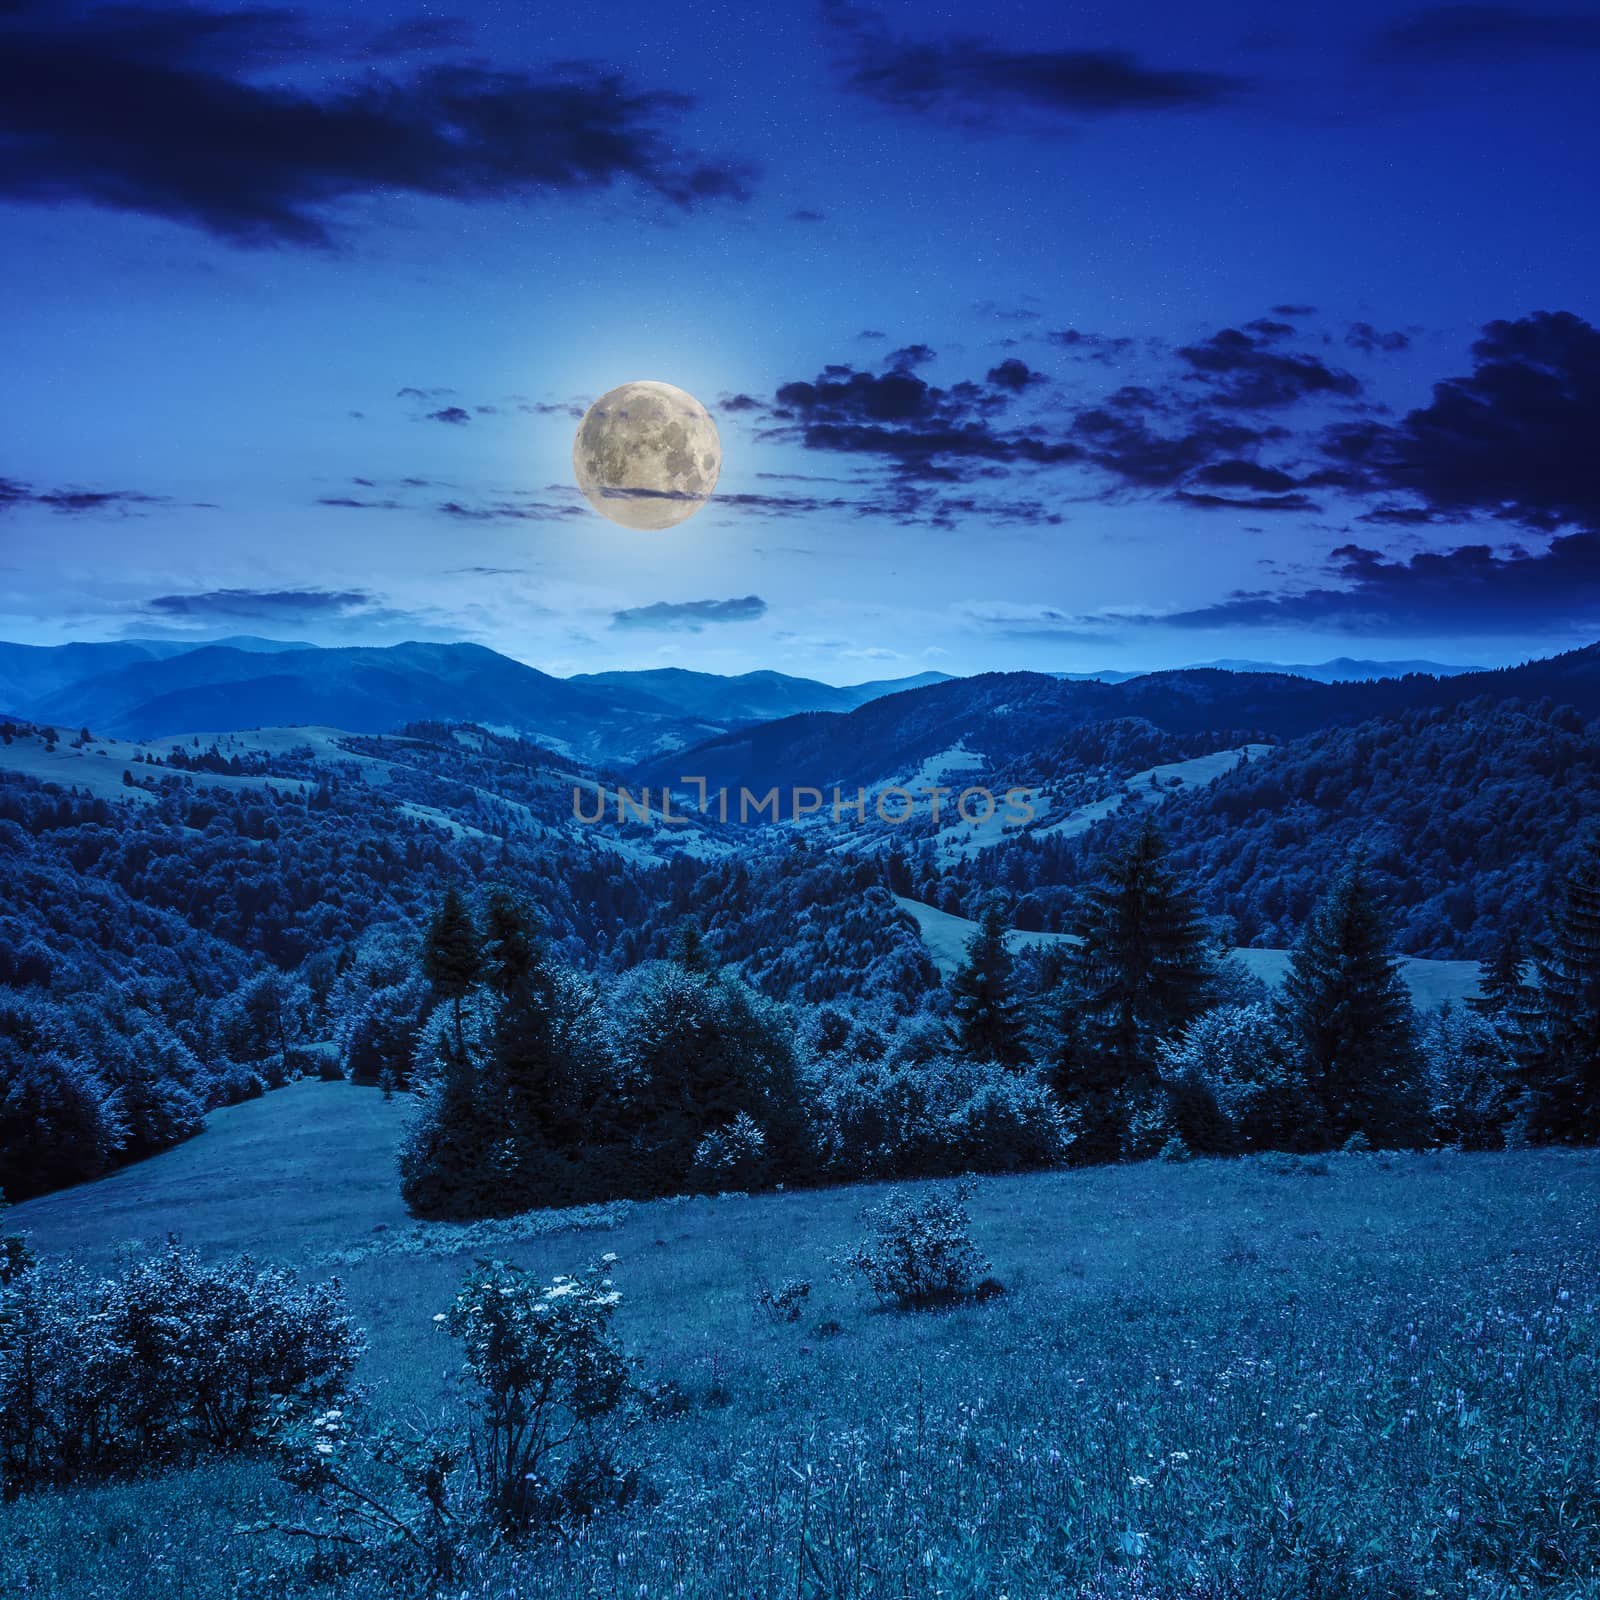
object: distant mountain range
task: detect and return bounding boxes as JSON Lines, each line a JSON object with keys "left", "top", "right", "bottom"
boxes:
{"left": 633, "top": 647, "right": 1600, "bottom": 793}
{"left": 3, "top": 636, "right": 1581, "bottom": 777}
{"left": 1055, "top": 658, "right": 1480, "bottom": 685}
{"left": 567, "top": 666, "right": 952, "bottom": 724}
{"left": 0, "top": 639, "right": 949, "bottom": 767}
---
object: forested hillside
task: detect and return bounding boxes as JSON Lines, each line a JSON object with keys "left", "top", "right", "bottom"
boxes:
{"left": 942, "top": 698, "right": 1600, "bottom": 958}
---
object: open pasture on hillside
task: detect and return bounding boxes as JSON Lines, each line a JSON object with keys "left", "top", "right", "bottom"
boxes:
{"left": 5, "top": 1083, "right": 1598, "bottom": 1600}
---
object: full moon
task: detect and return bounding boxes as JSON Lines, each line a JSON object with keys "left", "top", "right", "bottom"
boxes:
{"left": 572, "top": 380, "right": 721, "bottom": 530}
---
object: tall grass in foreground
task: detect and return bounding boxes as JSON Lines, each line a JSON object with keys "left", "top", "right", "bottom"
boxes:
{"left": 3, "top": 1151, "right": 1598, "bottom": 1599}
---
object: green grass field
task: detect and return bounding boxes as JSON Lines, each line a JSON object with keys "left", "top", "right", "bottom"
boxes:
{"left": 893, "top": 893, "right": 1484, "bottom": 1012}
{"left": 6, "top": 1083, "right": 1599, "bottom": 1598}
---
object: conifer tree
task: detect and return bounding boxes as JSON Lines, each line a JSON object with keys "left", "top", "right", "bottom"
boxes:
{"left": 1282, "top": 856, "right": 1421, "bottom": 1147}
{"left": 1063, "top": 818, "right": 1212, "bottom": 1087}
{"left": 421, "top": 887, "right": 481, "bottom": 1059}
{"left": 668, "top": 916, "right": 714, "bottom": 974}
{"left": 1520, "top": 844, "right": 1600, "bottom": 1143}
{"left": 1050, "top": 819, "right": 1212, "bottom": 1160}
{"left": 1473, "top": 929, "right": 1532, "bottom": 1017}
{"left": 949, "top": 898, "right": 1025, "bottom": 1066}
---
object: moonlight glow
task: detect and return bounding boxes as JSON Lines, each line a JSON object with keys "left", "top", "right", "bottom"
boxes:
{"left": 572, "top": 380, "right": 721, "bottom": 530}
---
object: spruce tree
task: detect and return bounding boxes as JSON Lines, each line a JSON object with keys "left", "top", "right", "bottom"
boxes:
{"left": 421, "top": 887, "right": 481, "bottom": 1059}
{"left": 949, "top": 898, "right": 1025, "bottom": 1066}
{"left": 1282, "top": 857, "right": 1420, "bottom": 1147}
{"left": 1520, "top": 845, "right": 1600, "bottom": 1143}
{"left": 668, "top": 916, "right": 714, "bottom": 974}
{"left": 1473, "top": 929, "right": 1532, "bottom": 1017}
{"left": 1063, "top": 818, "right": 1212, "bottom": 1086}
{"left": 1052, "top": 819, "right": 1212, "bottom": 1159}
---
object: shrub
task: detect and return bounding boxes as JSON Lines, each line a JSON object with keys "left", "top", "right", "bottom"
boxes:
{"left": 754, "top": 1277, "right": 811, "bottom": 1325}
{"left": 257, "top": 1255, "right": 640, "bottom": 1588}
{"left": 816, "top": 1054, "right": 1069, "bottom": 1180}
{"left": 446, "top": 1255, "right": 635, "bottom": 1531}
{"left": 692, "top": 1111, "right": 768, "bottom": 1192}
{"left": 1159, "top": 1002, "right": 1326, "bottom": 1155}
{"left": 0, "top": 1245, "right": 361, "bottom": 1494}
{"left": 836, "top": 1180, "right": 990, "bottom": 1310}
{"left": 1423, "top": 1003, "right": 1517, "bottom": 1150}
{"left": 0, "top": 1191, "right": 32, "bottom": 1287}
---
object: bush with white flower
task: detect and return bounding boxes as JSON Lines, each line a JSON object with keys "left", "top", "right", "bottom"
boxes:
{"left": 447, "top": 1254, "right": 635, "bottom": 1531}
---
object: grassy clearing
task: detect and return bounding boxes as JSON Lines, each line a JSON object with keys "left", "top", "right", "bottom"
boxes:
{"left": 5, "top": 1089, "right": 1599, "bottom": 1598}
{"left": 893, "top": 892, "right": 1482, "bottom": 1010}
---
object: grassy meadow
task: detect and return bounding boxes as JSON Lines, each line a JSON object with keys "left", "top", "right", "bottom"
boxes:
{"left": 5, "top": 1081, "right": 1599, "bottom": 1599}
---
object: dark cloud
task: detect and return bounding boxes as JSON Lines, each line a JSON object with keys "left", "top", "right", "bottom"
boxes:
{"left": 789, "top": 207, "right": 825, "bottom": 222}
{"left": 426, "top": 406, "right": 473, "bottom": 425}
{"left": 0, "top": 1, "right": 753, "bottom": 247}
{"left": 1177, "top": 326, "right": 1364, "bottom": 409}
{"left": 1242, "top": 317, "right": 1295, "bottom": 341}
{"left": 773, "top": 362, "right": 1082, "bottom": 474}
{"left": 317, "top": 494, "right": 401, "bottom": 510}
{"left": 972, "top": 299, "right": 1043, "bottom": 322}
{"left": 145, "top": 588, "right": 374, "bottom": 620}
{"left": 398, "top": 386, "right": 455, "bottom": 400}
{"left": 1173, "top": 490, "right": 1320, "bottom": 513}
{"left": 1357, "top": 505, "right": 1452, "bottom": 526}
{"left": 437, "top": 498, "right": 585, "bottom": 521}
{"left": 986, "top": 357, "right": 1045, "bottom": 391}
{"left": 1372, "top": 5, "right": 1600, "bottom": 60}
{"left": 856, "top": 329, "right": 888, "bottom": 341}
{"left": 1067, "top": 399, "right": 1286, "bottom": 488}
{"left": 1271, "top": 303, "right": 1317, "bottom": 317}
{"left": 824, "top": 1, "right": 1248, "bottom": 128}
{"left": 610, "top": 595, "right": 768, "bottom": 632}
{"left": 0, "top": 475, "right": 163, "bottom": 514}
{"left": 718, "top": 393, "right": 765, "bottom": 413}
{"left": 1346, "top": 321, "right": 1411, "bottom": 353}
{"left": 513, "top": 399, "right": 586, "bottom": 418}
{"left": 1162, "top": 532, "right": 1600, "bottom": 635}
{"left": 1046, "top": 328, "right": 1135, "bottom": 362}
{"left": 886, "top": 342, "right": 937, "bottom": 370}
{"left": 1189, "top": 459, "right": 1302, "bottom": 493}
{"left": 1321, "top": 310, "right": 1600, "bottom": 534}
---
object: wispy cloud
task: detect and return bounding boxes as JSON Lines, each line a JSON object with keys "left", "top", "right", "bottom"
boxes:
{"left": 610, "top": 595, "right": 769, "bottom": 631}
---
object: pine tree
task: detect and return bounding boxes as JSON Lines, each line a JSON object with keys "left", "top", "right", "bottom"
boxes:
{"left": 1473, "top": 929, "right": 1532, "bottom": 1017}
{"left": 949, "top": 898, "right": 1025, "bottom": 1066}
{"left": 1282, "top": 857, "right": 1421, "bottom": 1147}
{"left": 1520, "top": 845, "right": 1600, "bottom": 1144}
{"left": 421, "top": 887, "right": 481, "bottom": 1059}
{"left": 1051, "top": 819, "right": 1212, "bottom": 1160}
{"left": 1063, "top": 819, "right": 1212, "bottom": 1086}
{"left": 668, "top": 916, "right": 714, "bottom": 974}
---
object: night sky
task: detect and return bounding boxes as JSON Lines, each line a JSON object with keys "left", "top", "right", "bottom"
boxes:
{"left": 3, "top": 0, "right": 1598, "bottom": 679}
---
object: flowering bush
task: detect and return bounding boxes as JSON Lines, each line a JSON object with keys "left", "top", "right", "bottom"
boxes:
{"left": 257, "top": 1252, "right": 639, "bottom": 1584}
{"left": 836, "top": 1180, "right": 990, "bottom": 1309}
{"left": 0, "top": 1245, "right": 360, "bottom": 1494}
{"left": 446, "top": 1255, "right": 635, "bottom": 1532}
